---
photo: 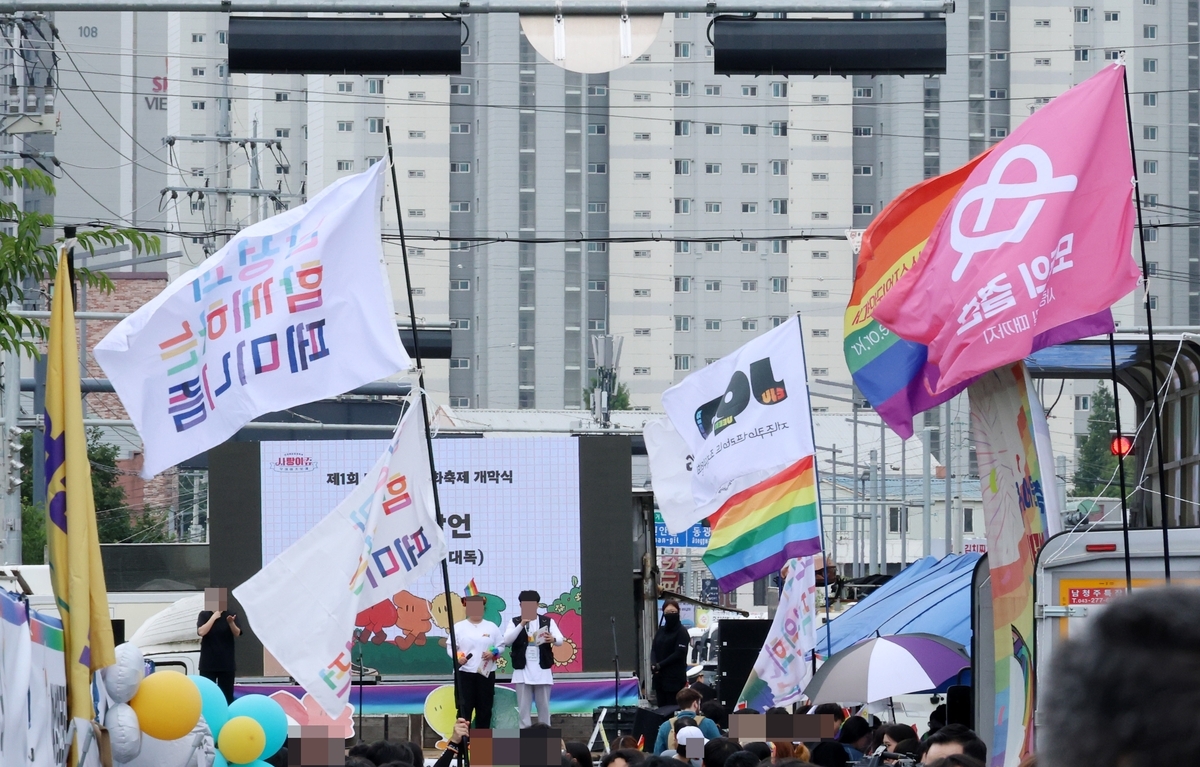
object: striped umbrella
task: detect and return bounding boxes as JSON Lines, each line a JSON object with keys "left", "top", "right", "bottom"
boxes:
{"left": 804, "top": 633, "right": 970, "bottom": 704}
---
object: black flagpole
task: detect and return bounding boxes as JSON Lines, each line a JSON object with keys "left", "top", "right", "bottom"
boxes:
{"left": 1108, "top": 333, "right": 1134, "bottom": 592}
{"left": 1121, "top": 63, "right": 1172, "bottom": 581}
{"left": 385, "top": 127, "right": 465, "bottom": 711}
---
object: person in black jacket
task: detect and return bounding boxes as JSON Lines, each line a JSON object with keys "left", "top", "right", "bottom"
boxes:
{"left": 650, "top": 599, "right": 691, "bottom": 707}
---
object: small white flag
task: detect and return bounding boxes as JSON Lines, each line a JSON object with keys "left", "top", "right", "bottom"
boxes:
{"left": 233, "top": 406, "right": 446, "bottom": 717}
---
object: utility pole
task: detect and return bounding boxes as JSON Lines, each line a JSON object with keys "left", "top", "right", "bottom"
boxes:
{"left": 943, "top": 400, "right": 953, "bottom": 556}
{"left": 590, "top": 334, "right": 623, "bottom": 427}
{"left": 868, "top": 448, "right": 878, "bottom": 575}
{"left": 922, "top": 426, "right": 932, "bottom": 558}
{"left": 218, "top": 55, "right": 232, "bottom": 244}
{"left": 879, "top": 422, "right": 887, "bottom": 573}
{"left": 2, "top": 346, "right": 23, "bottom": 564}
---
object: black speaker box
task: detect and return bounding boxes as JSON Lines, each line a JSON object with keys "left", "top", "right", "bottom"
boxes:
{"left": 633, "top": 708, "right": 670, "bottom": 751}
{"left": 718, "top": 620, "right": 771, "bottom": 710}
{"left": 592, "top": 705, "right": 641, "bottom": 744}
{"left": 946, "top": 685, "right": 973, "bottom": 730}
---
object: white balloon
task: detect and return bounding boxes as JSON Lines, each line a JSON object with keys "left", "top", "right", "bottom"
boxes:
{"left": 104, "top": 703, "right": 143, "bottom": 762}
{"left": 103, "top": 643, "right": 145, "bottom": 704}
{"left": 116, "top": 718, "right": 213, "bottom": 767}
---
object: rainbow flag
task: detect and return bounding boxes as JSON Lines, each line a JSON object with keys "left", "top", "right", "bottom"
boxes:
{"left": 463, "top": 578, "right": 480, "bottom": 597}
{"left": 45, "top": 245, "right": 116, "bottom": 756}
{"left": 702, "top": 456, "right": 821, "bottom": 592}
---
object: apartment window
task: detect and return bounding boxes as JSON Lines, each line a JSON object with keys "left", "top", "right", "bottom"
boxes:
{"left": 587, "top": 202, "right": 607, "bottom": 213}
{"left": 675, "top": 81, "right": 692, "bottom": 97}
{"left": 675, "top": 355, "right": 692, "bottom": 371}
{"left": 705, "top": 319, "right": 721, "bottom": 331}
{"left": 275, "top": 165, "right": 290, "bottom": 175}
{"left": 409, "top": 91, "right": 426, "bottom": 100}
{"left": 705, "top": 85, "right": 722, "bottom": 96}
{"left": 634, "top": 328, "right": 651, "bottom": 337}
{"left": 635, "top": 93, "right": 652, "bottom": 101}
{"left": 451, "top": 123, "right": 471, "bottom": 134}
{"left": 812, "top": 329, "right": 830, "bottom": 338}
{"left": 634, "top": 132, "right": 652, "bottom": 141}
{"left": 675, "top": 276, "right": 691, "bottom": 292}
{"left": 192, "top": 100, "right": 206, "bottom": 110}
{"left": 275, "top": 128, "right": 290, "bottom": 138}
{"left": 337, "top": 161, "right": 354, "bottom": 173}
{"left": 771, "top": 160, "right": 788, "bottom": 176}
{"left": 191, "top": 167, "right": 205, "bottom": 177}
{"left": 812, "top": 250, "right": 828, "bottom": 259}
{"left": 771, "top": 277, "right": 788, "bottom": 293}
{"left": 451, "top": 201, "right": 471, "bottom": 213}
{"left": 742, "top": 319, "right": 758, "bottom": 331}
{"left": 367, "top": 78, "right": 383, "bottom": 94}
{"left": 634, "top": 289, "right": 651, "bottom": 297}
{"left": 275, "top": 91, "right": 289, "bottom": 102}
{"left": 588, "top": 124, "right": 607, "bottom": 135}
{"left": 811, "top": 367, "right": 829, "bottom": 376}
{"left": 854, "top": 204, "right": 874, "bottom": 215}
{"left": 675, "top": 316, "right": 692, "bottom": 331}
{"left": 1144, "top": 160, "right": 1158, "bottom": 174}
{"left": 337, "top": 81, "right": 353, "bottom": 93}
{"left": 812, "top": 212, "right": 829, "bottom": 220}
{"left": 771, "top": 82, "right": 788, "bottom": 98}
{"left": 633, "top": 367, "right": 651, "bottom": 375}
{"left": 990, "top": 11, "right": 1007, "bottom": 20}
{"left": 705, "top": 163, "right": 721, "bottom": 174}
{"left": 410, "top": 288, "right": 425, "bottom": 296}
{"left": 366, "top": 118, "right": 384, "bottom": 134}
{"left": 1075, "top": 47, "right": 1090, "bottom": 61}
{"left": 989, "top": 52, "right": 1008, "bottom": 60}
{"left": 675, "top": 41, "right": 692, "bottom": 57}
{"left": 588, "top": 163, "right": 607, "bottom": 174}
{"left": 192, "top": 33, "right": 204, "bottom": 42}
{"left": 409, "top": 131, "right": 426, "bottom": 139}
{"left": 1143, "top": 194, "right": 1158, "bottom": 207}
{"left": 1034, "top": 18, "right": 1050, "bottom": 26}
{"left": 742, "top": 163, "right": 757, "bottom": 175}
{"left": 1149, "top": 295, "right": 1159, "bottom": 310}
{"left": 588, "top": 280, "right": 608, "bottom": 292}
{"left": 705, "top": 242, "right": 722, "bottom": 251}
{"left": 408, "top": 169, "right": 426, "bottom": 179}
{"left": 675, "top": 159, "right": 691, "bottom": 175}
{"left": 217, "top": 30, "right": 226, "bottom": 43}
{"left": 1105, "top": 10, "right": 1119, "bottom": 20}
{"left": 1144, "top": 58, "right": 1157, "bottom": 73}
{"left": 742, "top": 202, "right": 758, "bottom": 213}
{"left": 450, "top": 83, "right": 471, "bottom": 95}
{"left": 771, "top": 121, "right": 788, "bottom": 136}
{"left": 675, "top": 199, "right": 693, "bottom": 214}
{"left": 450, "top": 162, "right": 471, "bottom": 173}
{"left": 1144, "top": 92, "right": 1158, "bottom": 107}
{"left": 408, "top": 209, "right": 426, "bottom": 217}
{"left": 743, "top": 124, "right": 758, "bottom": 135}
{"left": 449, "top": 358, "right": 470, "bottom": 369}
{"left": 771, "top": 199, "right": 788, "bottom": 215}
{"left": 450, "top": 280, "right": 471, "bottom": 291}
{"left": 812, "top": 94, "right": 829, "bottom": 103}
{"left": 588, "top": 243, "right": 608, "bottom": 252}
{"left": 588, "top": 85, "right": 608, "bottom": 96}
{"left": 812, "top": 133, "right": 829, "bottom": 142}
{"left": 990, "top": 128, "right": 1009, "bottom": 139}
{"left": 772, "top": 240, "right": 788, "bottom": 254}
{"left": 1144, "top": 24, "right": 1157, "bottom": 39}
{"left": 190, "top": 200, "right": 205, "bottom": 212}
{"left": 741, "top": 242, "right": 758, "bottom": 253}
{"left": 705, "top": 280, "right": 722, "bottom": 292}
{"left": 1035, "top": 58, "right": 1051, "bottom": 66}
{"left": 675, "top": 120, "right": 691, "bottom": 136}
{"left": 770, "top": 316, "right": 787, "bottom": 328}
{"left": 742, "top": 280, "right": 758, "bottom": 292}
{"left": 742, "top": 85, "right": 758, "bottom": 96}
{"left": 634, "top": 250, "right": 651, "bottom": 258}
{"left": 813, "top": 172, "right": 829, "bottom": 181}
{"left": 634, "top": 171, "right": 652, "bottom": 180}
{"left": 1074, "top": 7, "right": 1089, "bottom": 22}
{"left": 1144, "top": 228, "right": 1159, "bottom": 242}
{"left": 705, "top": 124, "right": 721, "bottom": 135}
{"left": 853, "top": 87, "right": 873, "bottom": 98}
{"left": 192, "top": 67, "right": 206, "bottom": 76}
{"left": 1144, "top": 126, "right": 1158, "bottom": 140}
{"left": 705, "top": 202, "right": 721, "bottom": 213}
{"left": 588, "top": 319, "right": 607, "bottom": 331}
{"left": 853, "top": 165, "right": 873, "bottom": 176}
{"left": 448, "top": 396, "right": 471, "bottom": 408}
{"left": 448, "top": 318, "right": 471, "bottom": 331}
{"left": 1075, "top": 395, "right": 1090, "bottom": 411}
{"left": 634, "top": 210, "right": 651, "bottom": 219}
{"left": 989, "top": 89, "right": 1008, "bottom": 100}
{"left": 637, "top": 54, "right": 650, "bottom": 61}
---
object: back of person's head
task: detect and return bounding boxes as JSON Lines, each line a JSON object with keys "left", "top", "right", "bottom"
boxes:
{"left": 883, "top": 724, "right": 915, "bottom": 746}
{"left": 928, "top": 704, "right": 947, "bottom": 730}
{"left": 721, "top": 752, "right": 760, "bottom": 767}
{"left": 921, "top": 724, "right": 986, "bottom": 763}
{"left": 366, "top": 740, "right": 410, "bottom": 766}
{"left": 771, "top": 741, "right": 794, "bottom": 758}
{"left": 793, "top": 744, "right": 811, "bottom": 762}
{"left": 811, "top": 703, "right": 845, "bottom": 723}
{"left": 564, "top": 754, "right": 581, "bottom": 767}
{"left": 703, "top": 738, "right": 741, "bottom": 767}
{"left": 406, "top": 740, "right": 424, "bottom": 764}
{"left": 774, "top": 759, "right": 819, "bottom": 767}
{"left": 601, "top": 748, "right": 648, "bottom": 767}
{"left": 700, "top": 700, "right": 727, "bottom": 730}
{"left": 642, "top": 758, "right": 680, "bottom": 767}
{"left": 344, "top": 759, "right": 375, "bottom": 767}
{"left": 674, "top": 716, "right": 697, "bottom": 734}
{"left": 378, "top": 762, "right": 415, "bottom": 767}
{"left": 808, "top": 741, "right": 849, "bottom": 767}
{"left": 925, "top": 756, "right": 986, "bottom": 767}
{"left": 741, "top": 742, "right": 771, "bottom": 761}
{"left": 566, "top": 741, "right": 595, "bottom": 767}
{"left": 347, "top": 743, "right": 371, "bottom": 758}
{"left": 677, "top": 687, "right": 704, "bottom": 710}
{"left": 615, "top": 736, "right": 640, "bottom": 751}
{"left": 764, "top": 707, "right": 789, "bottom": 715}
{"left": 834, "top": 716, "right": 871, "bottom": 746}
{"left": 1042, "top": 587, "right": 1200, "bottom": 767}
{"left": 893, "top": 738, "right": 922, "bottom": 758}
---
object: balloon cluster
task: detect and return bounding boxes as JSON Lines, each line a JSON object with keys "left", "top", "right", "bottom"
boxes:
{"left": 101, "top": 643, "right": 288, "bottom": 766}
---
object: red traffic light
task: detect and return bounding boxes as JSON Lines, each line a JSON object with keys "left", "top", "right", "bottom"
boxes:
{"left": 1110, "top": 435, "right": 1134, "bottom": 457}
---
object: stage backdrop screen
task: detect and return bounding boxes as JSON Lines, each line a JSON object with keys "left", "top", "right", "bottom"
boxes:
{"left": 259, "top": 437, "right": 583, "bottom": 675}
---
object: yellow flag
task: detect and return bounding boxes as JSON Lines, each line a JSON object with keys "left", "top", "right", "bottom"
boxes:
{"left": 45, "top": 246, "right": 116, "bottom": 742}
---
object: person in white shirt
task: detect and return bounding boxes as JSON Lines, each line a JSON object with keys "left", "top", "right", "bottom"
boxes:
{"left": 497, "top": 589, "right": 563, "bottom": 728}
{"left": 446, "top": 593, "right": 501, "bottom": 727}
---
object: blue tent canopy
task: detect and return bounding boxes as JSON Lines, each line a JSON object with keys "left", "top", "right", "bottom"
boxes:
{"left": 815, "top": 553, "right": 981, "bottom": 658}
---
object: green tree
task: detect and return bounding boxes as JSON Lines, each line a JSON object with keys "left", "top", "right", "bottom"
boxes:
{"left": 0, "top": 166, "right": 159, "bottom": 356}
{"left": 1072, "top": 383, "right": 1120, "bottom": 497}
{"left": 582, "top": 378, "right": 631, "bottom": 411}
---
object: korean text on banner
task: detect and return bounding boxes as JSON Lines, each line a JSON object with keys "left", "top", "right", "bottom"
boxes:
{"left": 736, "top": 557, "right": 818, "bottom": 711}
{"left": 660, "top": 316, "right": 813, "bottom": 529}
{"left": 875, "top": 64, "right": 1138, "bottom": 394}
{"left": 969, "top": 362, "right": 1047, "bottom": 767}
{"left": 234, "top": 406, "right": 446, "bottom": 718}
{"left": 95, "top": 162, "right": 410, "bottom": 478}
{"left": 45, "top": 248, "right": 116, "bottom": 754}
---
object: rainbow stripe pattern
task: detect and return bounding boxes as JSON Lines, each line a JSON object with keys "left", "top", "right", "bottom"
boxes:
{"left": 702, "top": 456, "right": 821, "bottom": 592}
{"left": 463, "top": 579, "right": 480, "bottom": 597}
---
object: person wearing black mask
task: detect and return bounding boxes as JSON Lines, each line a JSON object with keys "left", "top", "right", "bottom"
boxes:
{"left": 651, "top": 600, "right": 691, "bottom": 707}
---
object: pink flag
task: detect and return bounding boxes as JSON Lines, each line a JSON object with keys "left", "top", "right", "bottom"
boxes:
{"left": 875, "top": 64, "right": 1141, "bottom": 394}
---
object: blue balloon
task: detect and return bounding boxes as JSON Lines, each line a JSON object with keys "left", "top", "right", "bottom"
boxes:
{"left": 228, "top": 694, "right": 288, "bottom": 757}
{"left": 213, "top": 753, "right": 229, "bottom": 767}
{"left": 189, "top": 675, "right": 230, "bottom": 738}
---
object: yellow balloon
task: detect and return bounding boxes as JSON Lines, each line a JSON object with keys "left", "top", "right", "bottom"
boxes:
{"left": 128, "top": 670, "right": 202, "bottom": 741}
{"left": 219, "top": 716, "right": 267, "bottom": 765}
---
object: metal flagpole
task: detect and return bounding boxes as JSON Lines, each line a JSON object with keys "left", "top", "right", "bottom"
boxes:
{"left": 795, "top": 313, "right": 833, "bottom": 659}
{"left": 1121, "top": 63, "right": 1172, "bottom": 581}
{"left": 385, "top": 127, "right": 464, "bottom": 708}
{"left": 1109, "top": 333, "right": 1133, "bottom": 592}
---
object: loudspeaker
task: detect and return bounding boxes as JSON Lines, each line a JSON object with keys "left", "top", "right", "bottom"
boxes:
{"left": 592, "top": 706, "right": 640, "bottom": 744}
{"left": 714, "top": 18, "right": 947, "bottom": 76}
{"left": 718, "top": 620, "right": 771, "bottom": 711}
{"left": 946, "top": 685, "right": 973, "bottom": 730}
{"left": 111, "top": 619, "right": 125, "bottom": 647}
{"left": 633, "top": 708, "right": 669, "bottom": 751}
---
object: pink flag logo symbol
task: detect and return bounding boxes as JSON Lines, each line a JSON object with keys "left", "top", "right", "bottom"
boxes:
{"left": 874, "top": 63, "right": 1141, "bottom": 394}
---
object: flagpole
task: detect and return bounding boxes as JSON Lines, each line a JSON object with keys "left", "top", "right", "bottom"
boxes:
{"left": 794, "top": 312, "right": 833, "bottom": 660}
{"left": 384, "top": 128, "right": 465, "bottom": 708}
{"left": 1108, "top": 333, "right": 1133, "bottom": 592}
{"left": 1121, "top": 62, "right": 1172, "bottom": 581}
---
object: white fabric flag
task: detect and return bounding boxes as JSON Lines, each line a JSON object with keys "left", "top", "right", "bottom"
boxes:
{"left": 95, "top": 162, "right": 410, "bottom": 478}
{"left": 27, "top": 607, "right": 67, "bottom": 767}
{"left": 736, "top": 557, "right": 818, "bottom": 710}
{"left": 1, "top": 590, "right": 30, "bottom": 766}
{"left": 1027, "top": 374, "right": 1063, "bottom": 536}
{"left": 233, "top": 405, "right": 446, "bottom": 718}
{"left": 642, "top": 418, "right": 697, "bottom": 535}
{"left": 659, "top": 316, "right": 814, "bottom": 529}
